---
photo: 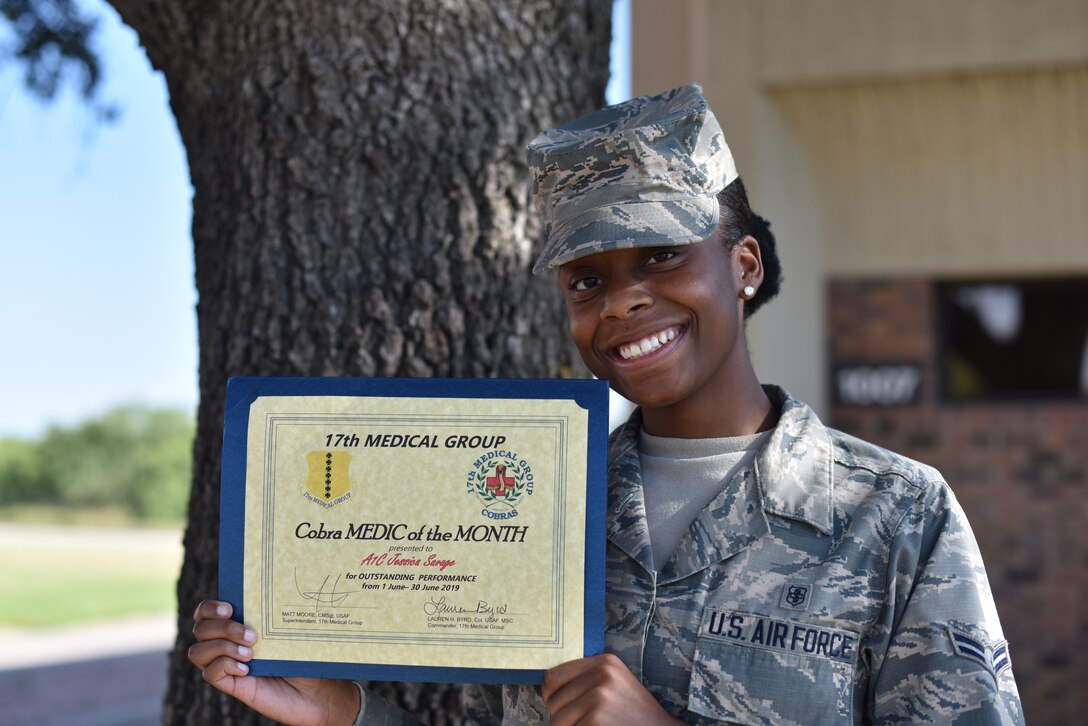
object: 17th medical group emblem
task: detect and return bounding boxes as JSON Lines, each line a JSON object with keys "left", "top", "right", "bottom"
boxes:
{"left": 467, "top": 451, "right": 534, "bottom": 520}
{"left": 300, "top": 450, "right": 354, "bottom": 508}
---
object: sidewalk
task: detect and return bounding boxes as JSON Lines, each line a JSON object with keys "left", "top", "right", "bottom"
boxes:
{"left": 0, "top": 615, "right": 176, "bottom": 726}
{"left": 0, "top": 522, "right": 183, "bottom": 553}
{"left": 0, "top": 613, "right": 176, "bottom": 671}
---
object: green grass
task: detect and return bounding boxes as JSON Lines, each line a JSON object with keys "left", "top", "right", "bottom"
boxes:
{"left": 0, "top": 526, "right": 182, "bottom": 628}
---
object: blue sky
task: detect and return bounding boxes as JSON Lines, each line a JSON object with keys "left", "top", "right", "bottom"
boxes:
{"left": 0, "top": 1, "right": 195, "bottom": 437}
{"left": 0, "top": 0, "right": 630, "bottom": 438}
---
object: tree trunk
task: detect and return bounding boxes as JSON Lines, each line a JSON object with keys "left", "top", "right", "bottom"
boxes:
{"left": 106, "top": 1, "right": 612, "bottom": 722}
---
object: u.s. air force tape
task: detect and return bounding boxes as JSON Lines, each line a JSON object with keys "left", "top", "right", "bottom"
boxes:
{"left": 701, "top": 609, "right": 859, "bottom": 663}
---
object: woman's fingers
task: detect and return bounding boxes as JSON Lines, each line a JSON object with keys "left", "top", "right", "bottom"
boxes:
{"left": 543, "top": 654, "right": 680, "bottom": 726}
{"left": 191, "top": 599, "right": 255, "bottom": 649}
{"left": 188, "top": 634, "right": 254, "bottom": 669}
{"left": 192, "top": 615, "right": 255, "bottom": 645}
{"left": 193, "top": 598, "right": 232, "bottom": 622}
{"left": 196, "top": 652, "right": 251, "bottom": 684}
{"left": 187, "top": 597, "right": 257, "bottom": 686}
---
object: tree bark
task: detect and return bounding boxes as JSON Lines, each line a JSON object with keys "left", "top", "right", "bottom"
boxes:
{"left": 106, "top": 1, "right": 612, "bottom": 722}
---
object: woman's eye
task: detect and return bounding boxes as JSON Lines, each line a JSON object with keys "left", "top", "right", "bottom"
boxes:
{"left": 646, "top": 250, "right": 678, "bottom": 265}
{"left": 571, "top": 276, "right": 601, "bottom": 292}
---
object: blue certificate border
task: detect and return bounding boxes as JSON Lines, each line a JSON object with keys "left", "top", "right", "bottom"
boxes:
{"left": 219, "top": 376, "right": 609, "bottom": 685}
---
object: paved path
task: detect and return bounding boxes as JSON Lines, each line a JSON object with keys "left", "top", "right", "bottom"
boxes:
{"left": 0, "top": 649, "right": 170, "bottom": 726}
{"left": 0, "top": 522, "right": 183, "bottom": 553}
{"left": 0, "top": 614, "right": 177, "bottom": 726}
{"left": 0, "top": 613, "right": 176, "bottom": 671}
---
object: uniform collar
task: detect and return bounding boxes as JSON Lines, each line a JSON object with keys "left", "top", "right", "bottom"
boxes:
{"left": 606, "top": 415, "right": 654, "bottom": 570}
{"left": 605, "top": 385, "right": 834, "bottom": 577}
{"left": 754, "top": 385, "right": 835, "bottom": 535}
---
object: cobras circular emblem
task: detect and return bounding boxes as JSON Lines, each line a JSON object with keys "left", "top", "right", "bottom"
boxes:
{"left": 466, "top": 452, "right": 534, "bottom": 520}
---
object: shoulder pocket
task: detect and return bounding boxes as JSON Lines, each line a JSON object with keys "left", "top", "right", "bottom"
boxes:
{"left": 688, "top": 611, "right": 857, "bottom": 725}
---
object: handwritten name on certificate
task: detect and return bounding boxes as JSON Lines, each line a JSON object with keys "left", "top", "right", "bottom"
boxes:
{"left": 218, "top": 377, "right": 608, "bottom": 684}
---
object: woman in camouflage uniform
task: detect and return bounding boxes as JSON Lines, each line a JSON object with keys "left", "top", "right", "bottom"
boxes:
{"left": 190, "top": 84, "right": 1023, "bottom": 725}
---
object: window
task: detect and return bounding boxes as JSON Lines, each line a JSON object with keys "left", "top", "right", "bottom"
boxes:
{"left": 938, "top": 278, "right": 1088, "bottom": 401}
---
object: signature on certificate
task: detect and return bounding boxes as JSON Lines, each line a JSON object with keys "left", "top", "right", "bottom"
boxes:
{"left": 293, "top": 568, "right": 356, "bottom": 608}
{"left": 423, "top": 596, "right": 509, "bottom": 616}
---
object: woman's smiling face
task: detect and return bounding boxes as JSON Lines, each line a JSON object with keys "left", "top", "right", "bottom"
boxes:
{"left": 559, "top": 230, "right": 758, "bottom": 422}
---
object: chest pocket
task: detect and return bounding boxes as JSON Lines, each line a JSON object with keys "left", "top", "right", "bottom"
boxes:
{"left": 687, "top": 610, "right": 857, "bottom": 725}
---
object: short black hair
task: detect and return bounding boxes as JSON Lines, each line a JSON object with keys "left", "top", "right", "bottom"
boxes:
{"left": 717, "top": 177, "right": 783, "bottom": 318}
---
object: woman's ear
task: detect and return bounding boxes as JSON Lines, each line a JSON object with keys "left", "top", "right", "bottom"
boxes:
{"left": 735, "top": 235, "right": 764, "bottom": 298}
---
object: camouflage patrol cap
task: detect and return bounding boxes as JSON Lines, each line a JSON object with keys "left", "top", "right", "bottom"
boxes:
{"left": 528, "top": 83, "right": 737, "bottom": 274}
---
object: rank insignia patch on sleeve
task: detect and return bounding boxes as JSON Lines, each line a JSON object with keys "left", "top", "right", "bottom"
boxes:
{"left": 947, "top": 626, "right": 1011, "bottom": 676}
{"left": 991, "top": 640, "right": 1011, "bottom": 675}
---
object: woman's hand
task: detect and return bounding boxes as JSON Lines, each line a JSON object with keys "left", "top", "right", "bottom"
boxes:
{"left": 542, "top": 654, "right": 683, "bottom": 726}
{"left": 188, "top": 599, "right": 360, "bottom": 726}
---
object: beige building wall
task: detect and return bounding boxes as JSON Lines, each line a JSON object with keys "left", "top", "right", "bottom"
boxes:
{"left": 774, "top": 67, "right": 1088, "bottom": 276}
{"left": 630, "top": 0, "right": 1088, "bottom": 413}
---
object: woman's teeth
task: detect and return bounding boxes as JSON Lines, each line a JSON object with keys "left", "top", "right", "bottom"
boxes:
{"left": 617, "top": 328, "right": 678, "bottom": 361}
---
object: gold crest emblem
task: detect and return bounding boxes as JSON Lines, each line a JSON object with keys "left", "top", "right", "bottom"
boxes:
{"left": 303, "top": 450, "right": 353, "bottom": 506}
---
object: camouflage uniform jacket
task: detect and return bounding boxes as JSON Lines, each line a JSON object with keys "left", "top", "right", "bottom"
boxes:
{"left": 360, "top": 386, "right": 1023, "bottom": 725}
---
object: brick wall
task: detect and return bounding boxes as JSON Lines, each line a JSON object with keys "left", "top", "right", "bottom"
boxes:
{"left": 828, "top": 278, "right": 1087, "bottom": 725}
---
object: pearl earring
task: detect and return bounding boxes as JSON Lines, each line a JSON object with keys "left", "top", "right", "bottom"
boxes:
{"left": 743, "top": 285, "right": 756, "bottom": 298}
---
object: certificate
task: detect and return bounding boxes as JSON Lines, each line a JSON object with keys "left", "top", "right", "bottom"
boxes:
{"left": 219, "top": 377, "right": 608, "bottom": 684}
